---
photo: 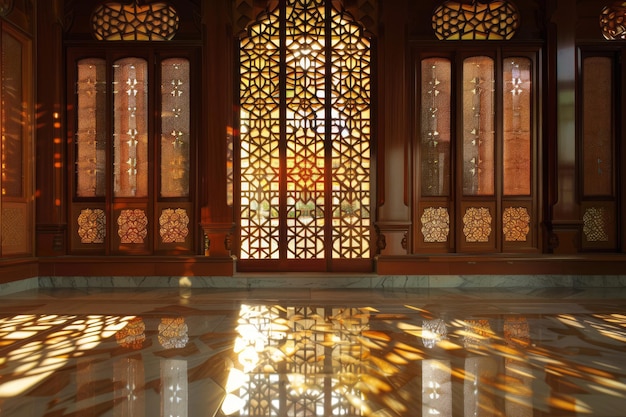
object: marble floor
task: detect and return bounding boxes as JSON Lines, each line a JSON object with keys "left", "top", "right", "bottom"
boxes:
{"left": 1, "top": 286, "right": 625, "bottom": 417}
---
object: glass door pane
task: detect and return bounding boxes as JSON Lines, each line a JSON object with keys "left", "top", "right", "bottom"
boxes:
{"left": 462, "top": 56, "right": 494, "bottom": 196}
{"left": 76, "top": 58, "right": 107, "bottom": 198}
{"left": 113, "top": 58, "right": 148, "bottom": 198}
{"left": 160, "top": 58, "right": 190, "bottom": 198}
{"left": 503, "top": 58, "right": 532, "bottom": 196}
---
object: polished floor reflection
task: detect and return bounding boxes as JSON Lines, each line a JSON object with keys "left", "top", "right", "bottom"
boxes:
{"left": 1, "top": 286, "right": 625, "bottom": 417}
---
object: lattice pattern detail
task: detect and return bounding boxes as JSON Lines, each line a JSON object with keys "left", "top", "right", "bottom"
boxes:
{"left": 583, "top": 207, "right": 609, "bottom": 242}
{"left": 239, "top": 0, "right": 371, "bottom": 261}
{"left": 115, "top": 317, "right": 146, "bottom": 349}
{"left": 1, "top": 207, "right": 26, "bottom": 248}
{"left": 231, "top": 304, "right": 367, "bottom": 417}
{"left": 330, "top": 4, "right": 371, "bottom": 259}
{"left": 117, "top": 209, "right": 148, "bottom": 244}
{"left": 91, "top": 1, "right": 179, "bottom": 41}
{"left": 502, "top": 207, "right": 530, "bottom": 242}
{"left": 462, "top": 207, "right": 492, "bottom": 242}
{"left": 421, "top": 207, "right": 450, "bottom": 243}
{"left": 77, "top": 208, "right": 106, "bottom": 244}
{"left": 233, "top": 0, "right": 379, "bottom": 35}
{"left": 239, "top": 2, "right": 281, "bottom": 259}
{"left": 159, "top": 208, "right": 189, "bottom": 243}
{"left": 432, "top": 0, "right": 520, "bottom": 40}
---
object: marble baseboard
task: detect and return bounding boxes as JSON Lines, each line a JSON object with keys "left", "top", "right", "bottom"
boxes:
{"left": 0, "top": 277, "right": 39, "bottom": 295}
{"left": 34, "top": 274, "right": 626, "bottom": 291}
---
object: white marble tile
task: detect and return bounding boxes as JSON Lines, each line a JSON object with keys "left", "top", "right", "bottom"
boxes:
{"left": 32, "top": 274, "right": 626, "bottom": 292}
{"left": 371, "top": 275, "right": 429, "bottom": 288}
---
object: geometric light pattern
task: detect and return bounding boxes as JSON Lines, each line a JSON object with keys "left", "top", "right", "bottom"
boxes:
{"left": 462, "top": 207, "right": 492, "bottom": 242}
{"left": 583, "top": 207, "right": 609, "bottom": 242}
{"left": 225, "top": 304, "right": 367, "bottom": 417}
{"left": 117, "top": 209, "right": 148, "bottom": 244}
{"left": 432, "top": 0, "right": 520, "bottom": 40}
{"left": 502, "top": 206, "right": 530, "bottom": 242}
{"left": 239, "top": 0, "right": 371, "bottom": 261}
{"left": 115, "top": 317, "right": 146, "bottom": 349}
{"left": 91, "top": 1, "right": 179, "bottom": 41}
{"left": 159, "top": 208, "right": 189, "bottom": 243}
{"left": 420, "top": 207, "right": 450, "bottom": 243}
{"left": 77, "top": 208, "right": 106, "bottom": 244}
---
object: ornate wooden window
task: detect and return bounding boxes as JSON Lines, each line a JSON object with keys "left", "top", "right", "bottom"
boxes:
{"left": 579, "top": 50, "right": 619, "bottom": 250}
{"left": 0, "top": 23, "right": 33, "bottom": 256}
{"left": 236, "top": 0, "right": 372, "bottom": 271}
{"left": 415, "top": 48, "right": 539, "bottom": 253}
{"left": 68, "top": 49, "right": 197, "bottom": 255}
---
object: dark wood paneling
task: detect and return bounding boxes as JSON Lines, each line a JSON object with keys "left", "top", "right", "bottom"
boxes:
{"left": 38, "top": 256, "right": 234, "bottom": 277}
{"left": 376, "top": 254, "right": 626, "bottom": 275}
{"left": 0, "top": 259, "right": 38, "bottom": 283}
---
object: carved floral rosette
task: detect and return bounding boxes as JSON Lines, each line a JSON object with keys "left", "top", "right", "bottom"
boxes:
{"left": 462, "top": 207, "right": 492, "bottom": 242}
{"left": 159, "top": 208, "right": 189, "bottom": 243}
{"left": 78, "top": 208, "right": 106, "bottom": 243}
{"left": 583, "top": 207, "right": 609, "bottom": 242}
{"left": 421, "top": 207, "right": 450, "bottom": 243}
{"left": 502, "top": 207, "right": 530, "bottom": 242}
{"left": 117, "top": 209, "right": 148, "bottom": 244}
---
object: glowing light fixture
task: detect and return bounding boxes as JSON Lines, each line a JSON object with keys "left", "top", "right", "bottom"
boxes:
{"left": 432, "top": 0, "right": 520, "bottom": 40}
{"left": 600, "top": 1, "right": 626, "bottom": 40}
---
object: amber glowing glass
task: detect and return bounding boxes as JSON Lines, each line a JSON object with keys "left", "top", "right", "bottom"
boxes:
{"left": 462, "top": 56, "right": 494, "bottom": 196}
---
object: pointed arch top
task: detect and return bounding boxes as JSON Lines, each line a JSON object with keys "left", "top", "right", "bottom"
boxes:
{"left": 233, "top": 0, "right": 378, "bottom": 36}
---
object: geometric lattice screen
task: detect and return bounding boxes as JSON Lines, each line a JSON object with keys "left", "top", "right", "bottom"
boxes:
{"left": 239, "top": 0, "right": 371, "bottom": 263}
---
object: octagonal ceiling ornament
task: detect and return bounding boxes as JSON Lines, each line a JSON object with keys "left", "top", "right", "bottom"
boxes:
{"left": 600, "top": 1, "right": 626, "bottom": 40}
{"left": 91, "top": 0, "right": 179, "bottom": 41}
{"left": 432, "top": 0, "right": 520, "bottom": 40}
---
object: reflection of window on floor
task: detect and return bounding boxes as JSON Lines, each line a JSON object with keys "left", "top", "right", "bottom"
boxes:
{"left": 238, "top": 0, "right": 372, "bottom": 263}
{"left": 223, "top": 304, "right": 369, "bottom": 416}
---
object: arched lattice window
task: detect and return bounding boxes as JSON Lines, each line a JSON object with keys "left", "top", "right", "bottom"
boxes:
{"left": 237, "top": 0, "right": 372, "bottom": 271}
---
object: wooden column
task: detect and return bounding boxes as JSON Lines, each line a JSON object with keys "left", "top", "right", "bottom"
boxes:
{"left": 375, "top": 1, "right": 411, "bottom": 256}
{"left": 200, "top": 1, "right": 235, "bottom": 260}
{"left": 35, "top": 0, "right": 67, "bottom": 256}
{"left": 546, "top": 0, "right": 581, "bottom": 254}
